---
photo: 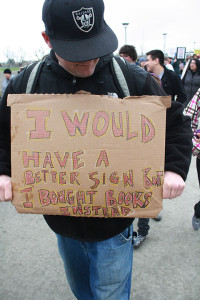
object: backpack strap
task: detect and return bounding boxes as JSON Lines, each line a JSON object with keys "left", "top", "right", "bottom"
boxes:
{"left": 20, "top": 61, "right": 45, "bottom": 93}
{"left": 111, "top": 56, "right": 136, "bottom": 97}
{"left": 111, "top": 57, "right": 130, "bottom": 97}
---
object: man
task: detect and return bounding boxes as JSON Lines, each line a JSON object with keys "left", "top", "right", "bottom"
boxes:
{"left": 119, "top": 44, "right": 137, "bottom": 64}
{"left": 0, "top": 0, "right": 192, "bottom": 299}
{"left": 2, "top": 68, "right": 14, "bottom": 95}
{"left": 146, "top": 49, "right": 187, "bottom": 105}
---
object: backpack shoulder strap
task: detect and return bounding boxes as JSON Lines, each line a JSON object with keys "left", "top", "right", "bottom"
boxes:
{"left": 20, "top": 61, "right": 44, "bottom": 93}
{"left": 111, "top": 57, "right": 130, "bottom": 97}
{"left": 111, "top": 56, "right": 137, "bottom": 97}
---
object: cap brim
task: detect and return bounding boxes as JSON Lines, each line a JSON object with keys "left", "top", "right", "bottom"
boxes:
{"left": 49, "top": 25, "right": 118, "bottom": 62}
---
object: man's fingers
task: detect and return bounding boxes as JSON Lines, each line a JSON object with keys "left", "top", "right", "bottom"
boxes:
{"left": 163, "top": 171, "right": 185, "bottom": 199}
{"left": 0, "top": 175, "right": 12, "bottom": 202}
{"left": 4, "top": 181, "right": 12, "bottom": 201}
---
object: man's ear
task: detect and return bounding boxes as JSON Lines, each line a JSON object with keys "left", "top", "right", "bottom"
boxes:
{"left": 42, "top": 31, "right": 52, "bottom": 49}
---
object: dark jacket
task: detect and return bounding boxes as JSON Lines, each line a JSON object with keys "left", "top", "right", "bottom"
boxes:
{"left": 0, "top": 51, "right": 192, "bottom": 242}
{"left": 161, "top": 66, "right": 187, "bottom": 105}
{"left": 183, "top": 69, "right": 200, "bottom": 105}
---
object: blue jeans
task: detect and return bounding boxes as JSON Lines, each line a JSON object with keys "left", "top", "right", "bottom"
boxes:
{"left": 56, "top": 224, "right": 134, "bottom": 300}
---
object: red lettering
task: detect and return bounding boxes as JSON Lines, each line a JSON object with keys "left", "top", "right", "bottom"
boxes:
{"left": 89, "top": 172, "right": 100, "bottom": 189}
{"left": 111, "top": 207, "right": 120, "bottom": 217}
{"left": 76, "top": 191, "right": 86, "bottom": 205}
{"left": 96, "top": 150, "right": 109, "bottom": 167}
{"left": 124, "top": 192, "right": 133, "bottom": 206}
{"left": 112, "top": 112, "right": 123, "bottom": 137}
{"left": 50, "top": 171, "right": 57, "bottom": 182}
{"left": 105, "top": 190, "right": 117, "bottom": 207}
{"left": 49, "top": 191, "right": 58, "bottom": 205}
{"left": 60, "top": 207, "right": 71, "bottom": 216}
{"left": 133, "top": 192, "right": 144, "bottom": 208}
{"left": 92, "top": 206, "right": 101, "bottom": 215}
{"left": 84, "top": 206, "right": 91, "bottom": 216}
{"left": 110, "top": 172, "right": 119, "bottom": 184}
{"left": 61, "top": 111, "right": 89, "bottom": 136}
{"left": 123, "top": 170, "right": 134, "bottom": 187}
{"left": 66, "top": 189, "right": 75, "bottom": 205}
{"left": 24, "top": 170, "right": 35, "bottom": 185}
{"left": 27, "top": 110, "right": 51, "bottom": 139}
{"left": 141, "top": 115, "right": 155, "bottom": 143}
{"left": 20, "top": 187, "right": 33, "bottom": 208}
{"left": 23, "top": 151, "right": 40, "bottom": 168}
{"left": 73, "top": 206, "right": 83, "bottom": 215}
{"left": 86, "top": 191, "right": 97, "bottom": 204}
{"left": 118, "top": 191, "right": 125, "bottom": 205}
{"left": 121, "top": 206, "right": 131, "bottom": 216}
{"left": 70, "top": 172, "right": 80, "bottom": 185}
{"left": 43, "top": 152, "right": 54, "bottom": 168}
{"left": 55, "top": 152, "right": 69, "bottom": 168}
{"left": 93, "top": 111, "right": 109, "bottom": 136}
{"left": 72, "top": 150, "right": 84, "bottom": 170}
{"left": 39, "top": 189, "right": 50, "bottom": 206}
{"left": 59, "top": 172, "right": 66, "bottom": 185}
{"left": 143, "top": 168, "right": 153, "bottom": 189}
{"left": 57, "top": 191, "right": 66, "bottom": 203}
{"left": 126, "top": 111, "right": 138, "bottom": 140}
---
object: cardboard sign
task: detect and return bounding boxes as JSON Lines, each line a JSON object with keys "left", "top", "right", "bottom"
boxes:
{"left": 8, "top": 94, "right": 171, "bottom": 218}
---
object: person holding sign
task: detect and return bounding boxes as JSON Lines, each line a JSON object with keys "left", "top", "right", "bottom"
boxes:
{"left": 0, "top": 0, "right": 193, "bottom": 299}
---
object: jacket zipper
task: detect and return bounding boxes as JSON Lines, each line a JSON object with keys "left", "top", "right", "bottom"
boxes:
{"left": 72, "top": 77, "right": 77, "bottom": 94}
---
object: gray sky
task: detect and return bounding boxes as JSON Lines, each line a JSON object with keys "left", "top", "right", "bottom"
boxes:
{"left": 0, "top": 0, "right": 199, "bottom": 62}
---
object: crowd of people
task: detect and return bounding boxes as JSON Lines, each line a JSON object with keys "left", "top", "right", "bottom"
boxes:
{"left": 0, "top": 0, "right": 199, "bottom": 299}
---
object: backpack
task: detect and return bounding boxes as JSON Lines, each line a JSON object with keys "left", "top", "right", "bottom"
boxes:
{"left": 21, "top": 56, "right": 135, "bottom": 97}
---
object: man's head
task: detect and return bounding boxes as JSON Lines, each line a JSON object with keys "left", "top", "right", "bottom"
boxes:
{"left": 3, "top": 69, "right": 12, "bottom": 80}
{"left": 119, "top": 45, "right": 137, "bottom": 63}
{"left": 42, "top": 0, "right": 118, "bottom": 63}
{"left": 145, "top": 50, "right": 164, "bottom": 73}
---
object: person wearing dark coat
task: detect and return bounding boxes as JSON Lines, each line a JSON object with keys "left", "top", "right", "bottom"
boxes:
{"left": 146, "top": 49, "right": 187, "bottom": 105}
{"left": 182, "top": 58, "right": 200, "bottom": 106}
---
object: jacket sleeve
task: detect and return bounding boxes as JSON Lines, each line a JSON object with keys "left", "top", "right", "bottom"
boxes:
{"left": 0, "top": 84, "right": 12, "bottom": 176}
{"left": 172, "top": 73, "right": 187, "bottom": 105}
{"left": 165, "top": 101, "right": 193, "bottom": 180}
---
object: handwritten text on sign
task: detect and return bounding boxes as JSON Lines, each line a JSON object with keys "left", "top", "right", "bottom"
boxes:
{"left": 8, "top": 94, "right": 171, "bottom": 218}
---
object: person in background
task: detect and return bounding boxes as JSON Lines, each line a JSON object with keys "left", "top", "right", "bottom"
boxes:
{"left": 182, "top": 58, "right": 200, "bottom": 106}
{"left": 2, "top": 69, "right": 14, "bottom": 95}
{"left": 119, "top": 44, "right": 137, "bottom": 64}
{"left": 164, "top": 57, "right": 174, "bottom": 71}
{"left": 184, "top": 88, "right": 200, "bottom": 230}
{"left": 146, "top": 49, "right": 187, "bottom": 105}
{"left": 139, "top": 57, "right": 147, "bottom": 69}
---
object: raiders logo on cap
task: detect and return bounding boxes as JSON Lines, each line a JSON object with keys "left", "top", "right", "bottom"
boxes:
{"left": 72, "top": 7, "right": 94, "bottom": 32}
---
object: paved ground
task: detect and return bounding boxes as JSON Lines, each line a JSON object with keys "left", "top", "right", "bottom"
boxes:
{"left": 0, "top": 156, "right": 200, "bottom": 300}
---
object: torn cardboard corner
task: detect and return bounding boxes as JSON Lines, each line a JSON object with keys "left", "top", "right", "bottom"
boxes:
{"left": 8, "top": 93, "right": 171, "bottom": 218}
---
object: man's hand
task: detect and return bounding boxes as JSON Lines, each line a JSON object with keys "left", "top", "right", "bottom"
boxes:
{"left": 163, "top": 171, "right": 185, "bottom": 199}
{"left": 0, "top": 175, "right": 12, "bottom": 201}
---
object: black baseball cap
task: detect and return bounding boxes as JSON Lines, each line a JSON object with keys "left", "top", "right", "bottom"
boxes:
{"left": 42, "top": 0, "right": 118, "bottom": 62}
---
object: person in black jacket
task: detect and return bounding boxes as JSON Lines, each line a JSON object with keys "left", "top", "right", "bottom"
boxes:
{"left": 0, "top": 1, "right": 192, "bottom": 299}
{"left": 146, "top": 49, "right": 187, "bottom": 105}
{"left": 182, "top": 58, "right": 200, "bottom": 105}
